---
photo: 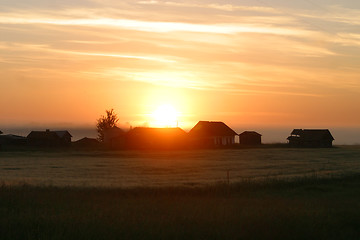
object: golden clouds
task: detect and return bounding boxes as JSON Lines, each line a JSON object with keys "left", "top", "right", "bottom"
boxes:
{"left": 0, "top": 1, "right": 359, "bottom": 127}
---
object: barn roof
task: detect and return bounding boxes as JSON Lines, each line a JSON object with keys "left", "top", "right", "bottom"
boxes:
{"left": 27, "top": 130, "right": 72, "bottom": 139}
{"left": 54, "top": 131, "right": 72, "bottom": 138}
{"left": 189, "top": 121, "right": 238, "bottom": 137}
{"left": 289, "top": 129, "right": 334, "bottom": 141}
{"left": 291, "top": 129, "right": 303, "bottom": 135}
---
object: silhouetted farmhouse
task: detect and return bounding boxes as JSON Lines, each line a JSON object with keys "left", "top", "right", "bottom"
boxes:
{"left": 103, "top": 126, "right": 125, "bottom": 149}
{"left": 287, "top": 129, "right": 334, "bottom": 148}
{"left": 188, "top": 121, "right": 237, "bottom": 147}
{"left": 27, "top": 129, "right": 72, "bottom": 147}
{"left": 126, "top": 127, "right": 187, "bottom": 150}
{"left": 239, "top": 131, "right": 262, "bottom": 145}
{"left": 72, "top": 137, "right": 100, "bottom": 149}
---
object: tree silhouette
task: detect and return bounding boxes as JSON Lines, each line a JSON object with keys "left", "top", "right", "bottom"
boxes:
{"left": 96, "top": 109, "right": 119, "bottom": 142}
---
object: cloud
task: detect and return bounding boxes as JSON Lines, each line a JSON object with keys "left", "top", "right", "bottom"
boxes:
{"left": 0, "top": 14, "right": 315, "bottom": 37}
{"left": 60, "top": 50, "right": 176, "bottom": 63}
{"left": 1, "top": 1, "right": 359, "bottom": 97}
{"left": 137, "top": 1, "right": 279, "bottom": 13}
{"left": 0, "top": 42, "right": 176, "bottom": 63}
{"left": 336, "top": 33, "right": 360, "bottom": 47}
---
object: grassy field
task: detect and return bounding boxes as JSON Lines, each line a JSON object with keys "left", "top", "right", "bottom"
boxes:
{"left": 1, "top": 175, "right": 360, "bottom": 239}
{"left": 1, "top": 146, "right": 360, "bottom": 239}
{"left": 1, "top": 146, "right": 360, "bottom": 187}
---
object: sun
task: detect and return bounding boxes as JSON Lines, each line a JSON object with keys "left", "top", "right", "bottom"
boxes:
{"left": 151, "top": 104, "right": 179, "bottom": 128}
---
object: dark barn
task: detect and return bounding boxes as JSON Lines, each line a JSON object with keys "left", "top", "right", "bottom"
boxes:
{"left": 287, "top": 129, "right": 334, "bottom": 148}
{"left": 188, "top": 121, "right": 238, "bottom": 148}
{"left": 239, "top": 131, "right": 262, "bottom": 145}
{"left": 27, "top": 129, "right": 72, "bottom": 147}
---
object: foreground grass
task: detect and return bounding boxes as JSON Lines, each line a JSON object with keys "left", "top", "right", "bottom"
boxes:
{"left": 1, "top": 175, "right": 360, "bottom": 240}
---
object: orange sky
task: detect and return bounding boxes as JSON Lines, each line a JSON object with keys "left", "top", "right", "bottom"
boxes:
{"left": 1, "top": 0, "right": 360, "bottom": 131}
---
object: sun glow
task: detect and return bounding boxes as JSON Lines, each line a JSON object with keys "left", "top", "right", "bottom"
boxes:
{"left": 151, "top": 104, "right": 179, "bottom": 127}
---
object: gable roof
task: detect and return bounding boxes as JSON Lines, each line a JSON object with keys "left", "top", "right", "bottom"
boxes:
{"left": 27, "top": 130, "right": 72, "bottom": 139}
{"left": 290, "top": 129, "right": 303, "bottom": 136}
{"left": 289, "top": 129, "right": 334, "bottom": 141}
{"left": 54, "top": 131, "right": 72, "bottom": 138}
{"left": 239, "top": 131, "right": 262, "bottom": 136}
{"left": 188, "top": 121, "right": 238, "bottom": 137}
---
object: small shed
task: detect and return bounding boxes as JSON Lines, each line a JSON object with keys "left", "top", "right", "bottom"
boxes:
{"left": 239, "top": 131, "right": 262, "bottom": 145}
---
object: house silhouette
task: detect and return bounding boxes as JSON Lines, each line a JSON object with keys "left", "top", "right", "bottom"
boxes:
{"left": 188, "top": 121, "right": 237, "bottom": 147}
{"left": 27, "top": 129, "right": 72, "bottom": 147}
{"left": 239, "top": 131, "right": 262, "bottom": 145}
{"left": 287, "top": 129, "right": 334, "bottom": 148}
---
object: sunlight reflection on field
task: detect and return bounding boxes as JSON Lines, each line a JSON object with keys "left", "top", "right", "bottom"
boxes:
{"left": 1, "top": 147, "right": 360, "bottom": 187}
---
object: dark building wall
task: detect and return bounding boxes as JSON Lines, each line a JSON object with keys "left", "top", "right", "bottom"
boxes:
{"left": 289, "top": 139, "right": 333, "bottom": 148}
{"left": 239, "top": 132, "right": 262, "bottom": 145}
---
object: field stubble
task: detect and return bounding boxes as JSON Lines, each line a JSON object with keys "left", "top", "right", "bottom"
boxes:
{"left": 1, "top": 146, "right": 360, "bottom": 187}
{"left": 1, "top": 146, "right": 360, "bottom": 239}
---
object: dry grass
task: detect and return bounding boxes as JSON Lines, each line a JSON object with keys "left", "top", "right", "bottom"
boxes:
{"left": 1, "top": 175, "right": 360, "bottom": 239}
{"left": 1, "top": 147, "right": 360, "bottom": 239}
{"left": 1, "top": 146, "right": 360, "bottom": 187}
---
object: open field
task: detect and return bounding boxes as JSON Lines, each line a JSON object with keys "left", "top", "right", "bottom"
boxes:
{"left": 1, "top": 147, "right": 360, "bottom": 239}
{"left": 1, "top": 146, "right": 360, "bottom": 187}
{"left": 1, "top": 175, "right": 360, "bottom": 239}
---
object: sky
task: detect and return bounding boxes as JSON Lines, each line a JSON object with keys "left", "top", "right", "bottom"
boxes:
{"left": 1, "top": 0, "right": 360, "bottom": 142}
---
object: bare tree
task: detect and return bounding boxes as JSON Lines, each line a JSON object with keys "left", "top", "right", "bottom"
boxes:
{"left": 96, "top": 109, "right": 119, "bottom": 142}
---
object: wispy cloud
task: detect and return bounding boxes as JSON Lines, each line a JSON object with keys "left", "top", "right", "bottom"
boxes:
{"left": 336, "top": 33, "right": 360, "bottom": 47}
{"left": 1, "top": 1, "right": 359, "bottom": 95}
{"left": 0, "top": 42, "right": 176, "bottom": 63}
{"left": 296, "top": 5, "right": 360, "bottom": 26}
{"left": 0, "top": 14, "right": 314, "bottom": 37}
{"left": 60, "top": 50, "right": 176, "bottom": 63}
{"left": 137, "top": 1, "right": 279, "bottom": 13}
